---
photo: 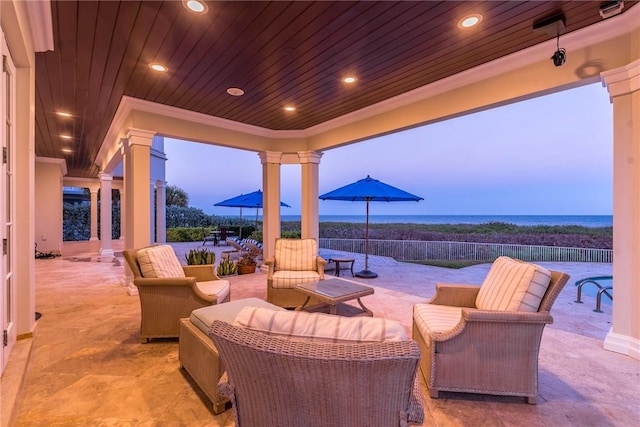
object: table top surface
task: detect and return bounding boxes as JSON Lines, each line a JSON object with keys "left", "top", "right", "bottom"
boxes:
{"left": 295, "top": 278, "right": 373, "bottom": 303}
{"left": 328, "top": 256, "right": 355, "bottom": 262}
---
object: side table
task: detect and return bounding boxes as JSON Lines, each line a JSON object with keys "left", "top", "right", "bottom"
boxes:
{"left": 329, "top": 256, "right": 355, "bottom": 277}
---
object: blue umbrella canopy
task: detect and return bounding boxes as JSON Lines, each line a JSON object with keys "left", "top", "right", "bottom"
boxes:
{"left": 215, "top": 190, "right": 290, "bottom": 209}
{"left": 319, "top": 176, "right": 423, "bottom": 278}
{"left": 215, "top": 190, "right": 290, "bottom": 235}
{"left": 319, "top": 176, "right": 423, "bottom": 202}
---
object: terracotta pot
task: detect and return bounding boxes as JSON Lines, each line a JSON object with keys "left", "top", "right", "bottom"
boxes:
{"left": 237, "top": 264, "right": 256, "bottom": 275}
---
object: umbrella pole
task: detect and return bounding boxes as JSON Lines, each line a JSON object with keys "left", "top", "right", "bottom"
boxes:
{"left": 355, "top": 198, "right": 377, "bottom": 279}
{"left": 239, "top": 207, "right": 243, "bottom": 240}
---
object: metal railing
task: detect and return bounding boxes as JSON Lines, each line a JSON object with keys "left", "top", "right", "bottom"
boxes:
{"left": 319, "top": 238, "right": 612, "bottom": 263}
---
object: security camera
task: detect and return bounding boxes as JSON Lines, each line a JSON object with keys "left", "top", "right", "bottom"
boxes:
{"left": 600, "top": 1, "right": 624, "bottom": 19}
{"left": 551, "top": 48, "right": 566, "bottom": 67}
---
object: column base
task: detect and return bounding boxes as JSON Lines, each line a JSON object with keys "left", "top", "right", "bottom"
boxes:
{"left": 89, "top": 237, "right": 99, "bottom": 241}
{"left": 604, "top": 327, "right": 640, "bottom": 360}
{"left": 100, "top": 248, "right": 115, "bottom": 257}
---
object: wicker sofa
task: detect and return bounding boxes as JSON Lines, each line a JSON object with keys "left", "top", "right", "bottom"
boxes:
{"left": 412, "top": 256, "right": 570, "bottom": 404}
{"left": 209, "top": 310, "right": 424, "bottom": 426}
{"left": 123, "top": 245, "right": 231, "bottom": 343}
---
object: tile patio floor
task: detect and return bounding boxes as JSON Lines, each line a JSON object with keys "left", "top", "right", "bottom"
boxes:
{"left": 2, "top": 241, "right": 638, "bottom": 426}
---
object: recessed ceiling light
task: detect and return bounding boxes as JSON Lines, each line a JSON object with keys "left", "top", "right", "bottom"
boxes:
{"left": 342, "top": 76, "right": 358, "bottom": 84}
{"left": 227, "top": 87, "right": 245, "bottom": 96}
{"left": 283, "top": 106, "right": 296, "bottom": 112}
{"left": 183, "top": 0, "right": 208, "bottom": 13}
{"left": 458, "top": 14, "right": 483, "bottom": 29}
{"left": 149, "top": 63, "right": 168, "bottom": 72}
{"left": 61, "top": 148, "right": 73, "bottom": 154}
{"left": 56, "top": 111, "right": 73, "bottom": 118}
{"left": 60, "top": 134, "right": 73, "bottom": 140}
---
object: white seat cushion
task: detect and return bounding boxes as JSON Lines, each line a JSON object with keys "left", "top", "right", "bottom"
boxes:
{"left": 137, "top": 245, "right": 185, "bottom": 278}
{"left": 476, "top": 256, "right": 552, "bottom": 312}
{"left": 270, "top": 270, "right": 320, "bottom": 289}
{"left": 234, "top": 307, "right": 407, "bottom": 343}
{"left": 196, "top": 280, "right": 231, "bottom": 302}
{"left": 189, "top": 298, "right": 284, "bottom": 335}
{"left": 413, "top": 304, "right": 463, "bottom": 339}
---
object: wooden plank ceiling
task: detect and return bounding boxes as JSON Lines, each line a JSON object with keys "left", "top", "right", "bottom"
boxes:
{"left": 34, "top": 1, "right": 635, "bottom": 178}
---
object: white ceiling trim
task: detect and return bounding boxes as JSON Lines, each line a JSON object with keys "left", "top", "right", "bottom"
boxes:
{"left": 25, "top": 0, "right": 53, "bottom": 52}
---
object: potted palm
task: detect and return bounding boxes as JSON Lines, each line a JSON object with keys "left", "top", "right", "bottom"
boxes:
{"left": 236, "top": 253, "right": 257, "bottom": 275}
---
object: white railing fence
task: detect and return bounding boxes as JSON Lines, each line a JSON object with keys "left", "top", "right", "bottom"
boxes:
{"left": 319, "top": 238, "right": 612, "bottom": 263}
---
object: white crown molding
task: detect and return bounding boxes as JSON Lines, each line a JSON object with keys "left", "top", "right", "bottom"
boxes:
{"left": 25, "top": 0, "right": 54, "bottom": 52}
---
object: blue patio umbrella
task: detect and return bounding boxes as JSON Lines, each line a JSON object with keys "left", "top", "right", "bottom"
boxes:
{"left": 319, "top": 176, "right": 423, "bottom": 278}
{"left": 215, "top": 190, "right": 290, "bottom": 237}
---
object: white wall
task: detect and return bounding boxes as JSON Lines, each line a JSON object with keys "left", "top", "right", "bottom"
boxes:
{"left": 35, "top": 158, "right": 65, "bottom": 252}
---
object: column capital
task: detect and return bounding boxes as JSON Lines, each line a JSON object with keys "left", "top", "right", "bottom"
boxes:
{"left": 155, "top": 180, "right": 167, "bottom": 189}
{"left": 258, "top": 151, "right": 283, "bottom": 164}
{"left": 125, "top": 128, "right": 156, "bottom": 147}
{"left": 298, "top": 150, "right": 323, "bottom": 164}
{"left": 601, "top": 59, "right": 640, "bottom": 100}
{"left": 89, "top": 188, "right": 99, "bottom": 194}
{"left": 98, "top": 172, "right": 113, "bottom": 182}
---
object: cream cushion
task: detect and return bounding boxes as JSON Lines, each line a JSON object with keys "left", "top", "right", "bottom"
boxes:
{"left": 195, "top": 280, "right": 231, "bottom": 303}
{"left": 137, "top": 245, "right": 185, "bottom": 278}
{"left": 190, "top": 298, "right": 284, "bottom": 334}
{"left": 233, "top": 307, "right": 407, "bottom": 343}
{"left": 274, "top": 238, "right": 318, "bottom": 271}
{"left": 476, "top": 256, "right": 552, "bottom": 312}
{"left": 270, "top": 270, "right": 321, "bottom": 288}
{"left": 413, "top": 304, "right": 462, "bottom": 339}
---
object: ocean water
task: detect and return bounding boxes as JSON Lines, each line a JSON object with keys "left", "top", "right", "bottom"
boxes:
{"left": 278, "top": 214, "right": 612, "bottom": 228}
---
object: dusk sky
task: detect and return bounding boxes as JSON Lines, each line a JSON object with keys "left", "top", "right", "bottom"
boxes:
{"left": 164, "top": 82, "right": 613, "bottom": 217}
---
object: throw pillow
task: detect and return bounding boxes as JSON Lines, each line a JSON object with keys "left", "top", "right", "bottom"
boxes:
{"left": 137, "top": 245, "right": 185, "bottom": 278}
{"left": 233, "top": 307, "right": 407, "bottom": 343}
{"left": 476, "top": 256, "right": 551, "bottom": 312}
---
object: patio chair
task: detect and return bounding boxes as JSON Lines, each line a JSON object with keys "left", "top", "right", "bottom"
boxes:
{"left": 123, "top": 244, "right": 231, "bottom": 343}
{"left": 209, "top": 318, "right": 424, "bottom": 427}
{"left": 412, "top": 256, "right": 570, "bottom": 404}
{"left": 241, "top": 238, "right": 263, "bottom": 260}
{"left": 265, "top": 238, "right": 327, "bottom": 308}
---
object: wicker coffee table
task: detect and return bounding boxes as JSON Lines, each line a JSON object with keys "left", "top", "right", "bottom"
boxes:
{"left": 295, "top": 278, "right": 374, "bottom": 317}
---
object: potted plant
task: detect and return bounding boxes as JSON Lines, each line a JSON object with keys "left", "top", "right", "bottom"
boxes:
{"left": 236, "top": 253, "right": 257, "bottom": 275}
{"left": 217, "top": 258, "right": 238, "bottom": 277}
{"left": 185, "top": 248, "right": 216, "bottom": 265}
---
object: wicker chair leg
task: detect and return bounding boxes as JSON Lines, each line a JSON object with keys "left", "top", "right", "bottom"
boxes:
{"left": 526, "top": 395, "right": 538, "bottom": 405}
{"left": 140, "top": 337, "right": 149, "bottom": 344}
{"left": 429, "top": 388, "right": 439, "bottom": 399}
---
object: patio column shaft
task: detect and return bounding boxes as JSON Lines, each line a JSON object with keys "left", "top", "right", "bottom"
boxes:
{"left": 299, "top": 151, "right": 322, "bottom": 240}
{"left": 602, "top": 59, "right": 640, "bottom": 360}
{"left": 150, "top": 180, "right": 156, "bottom": 243}
{"left": 98, "top": 172, "right": 113, "bottom": 257}
{"left": 156, "top": 180, "right": 166, "bottom": 243}
{"left": 260, "top": 151, "right": 282, "bottom": 263}
{"left": 89, "top": 187, "right": 99, "bottom": 241}
{"left": 123, "top": 129, "right": 155, "bottom": 294}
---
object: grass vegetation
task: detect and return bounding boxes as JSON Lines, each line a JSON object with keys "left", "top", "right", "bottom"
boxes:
{"left": 281, "top": 221, "right": 613, "bottom": 250}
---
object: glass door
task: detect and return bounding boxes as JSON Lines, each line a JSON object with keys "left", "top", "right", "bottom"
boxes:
{"left": 1, "top": 35, "right": 16, "bottom": 374}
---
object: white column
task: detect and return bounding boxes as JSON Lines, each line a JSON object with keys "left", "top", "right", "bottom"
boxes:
{"left": 601, "top": 59, "right": 640, "bottom": 360}
{"left": 123, "top": 129, "right": 155, "bottom": 295}
{"left": 150, "top": 180, "right": 156, "bottom": 243}
{"left": 89, "top": 187, "right": 99, "bottom": 241}
{"left": 299, "top": 151, "right": 322, "bottom": 240}
{"left": 259, "top": 151, "right": 282, "bottom": 263}
{"left": 98, "top": 172, "right": 113, "bottom": 257}
{"left": 156, "top": 181, "right": 166, "bottom": 243}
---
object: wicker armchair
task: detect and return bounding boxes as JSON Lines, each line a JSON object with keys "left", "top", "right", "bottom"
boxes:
{"left": 412, "top": 259, "right": 569, "bottom": 404}
{"left": 209, "top": 320, "right": 424, "bottom": 427}
{"left": 265, "top": 238, "right": 327, "bottom": 308}
{"left": 123, "top": 246, "right": 231, "bottom": 343}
